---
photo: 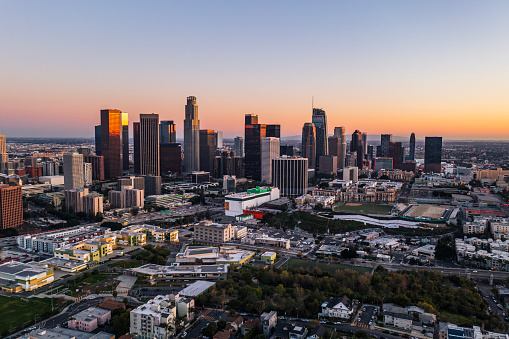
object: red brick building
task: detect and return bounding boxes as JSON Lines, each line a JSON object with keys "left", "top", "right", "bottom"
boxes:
{"left": 0, "top": 185, "right": 23, "bottom": 229}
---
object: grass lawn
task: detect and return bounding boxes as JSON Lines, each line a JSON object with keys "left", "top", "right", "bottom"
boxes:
{"left": 285, "top": 258, "right": 371, "bottom": 274}
{"left": 268, "top": 211, "right": 368, "bottom": 234}
{"left": 0, "top": 296, "right": 53, "bottom": 335}
{"left": 440, "top": 311, "right": 483, "bottom": 327}
{"left": 333, "top": 203, "right": 393, "bottom": 214}
{"left": 109, "top": 260, "right": 143, "bottom": 268}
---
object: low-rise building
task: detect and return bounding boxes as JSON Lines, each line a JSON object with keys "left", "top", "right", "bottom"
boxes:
{"left": 193, "top": 221, "right": 246, "bottom": 244}
{"left": 261, "top": 251, "right": 277, "bottom": 265}
{"left": 261, "top": 311, "right": 278, "bottom": 337}
{"left": 321, "top": 296, "right": 353, "bottom": 319}
{"left": 68, "top": 307, "right": 111, "bottom": 333}
{"left": 224, "top": 186, "right": 280, "bottom": 217}
{"left": 384, "top": 312, "right": 413, "bottom": 330}
{"left": 0, "top": 261, "right": 54, "bottom": 292}
{"left": 132, "top": 264, "right": 229, "bottom": 281}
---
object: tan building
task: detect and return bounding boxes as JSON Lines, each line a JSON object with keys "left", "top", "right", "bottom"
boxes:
{"left": 0, "top": 184, "right": 23, "bottom": 229}
{"left": 65, "top": 188, "right": 103, "bottom": 216}
{"left": 194, "top": 221, "right": 235, "bottom": 243}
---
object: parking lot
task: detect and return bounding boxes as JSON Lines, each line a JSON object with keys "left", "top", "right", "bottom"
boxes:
{"left": 358, "top": 305, "right": 378, "bottom": 327}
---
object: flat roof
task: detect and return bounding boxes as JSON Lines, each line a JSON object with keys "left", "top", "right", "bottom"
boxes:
{"left": 179, "top": 280, "right": 216, "bottom": 297}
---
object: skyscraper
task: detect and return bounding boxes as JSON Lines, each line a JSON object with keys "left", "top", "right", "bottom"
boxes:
{"left": 0, "top": 132, "right": 7, "bottom": 173}
{"left": 350, "top": 130, "right": 364, "bottom": 169}
{"left": 184, "top": 96, "right": 200, "bottom": 173}
{"left": 133, "top": 122, "right": 140, "bottom": 174}
{"left": 362, "top": 133, "right": 368, "bottom": 158}
{"left": 100, "top": 109, "right": 124, "bottom": 179}
{"left": 140, "top": 114, "right": 160, "bottom": 176}
{"left": 408, "top": 133, "right": 416, "bottom": 161}
{"left": 63, "top": 153, "right": 84, "bottom": 190}
{"left": 389, "top": 142, "right": 403, "bottom": 169}
{"left": 424, "top": 137, "right": 442, "bottom": 173}
{"left": 261, "top": 137, "right": 280, "bottom": 184}
{"left": 272, "top": 156, "right": 308, "bottom": 196}
{"left": 199, "top": 129, "right": 216, "bottom": 173}
{"left": 0, "top": 184, "right": 22, "bottom": 229}
{"left": 244, "top": 114, "right": 265, "bottom": 181}
{"left": 380, "top": 134, "right": 392, "bottom": 157}
{"left": 266, "top": 125, "right": 281, "bottom": 138}
{"left": 334, "top": 126, "right": 347, "bottom": 169}
{"left": 160, "top": 143, "right": 182, "bottom": 174}
{"left": 94, "top": 125, "right": 101, "bottom": 156}
{"left": 328, "top": 136, "right": 341, "bottom": 170}
{"left": 215, "top": 131, "right": 223, "bottom": 149}
{"left": 312, "top": 108, "right": 328, "bottom": 167}
{"left": 234, "top": 137, "right": 244, "bottom": 158}
{"left": 84, "top": 154, "right": 105, "bottom": 181}
{"left": 122, "top": 112, "right": 129, "bottom": 171}
{"left": 302, "top": 123, "right": 316, "bottom": 169}
{"left": 160, "top": 121, "right": 176, "bottom": 144}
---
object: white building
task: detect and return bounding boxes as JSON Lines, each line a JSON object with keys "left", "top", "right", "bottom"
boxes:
{"left": 261, "top": 137, "right": 280, "bottom": 184}
{"left": 224, "top": 186, "right": 280, "bottom": 217}
{"left": 412, "top": 244, "right": 436, "bottom": 259}
{"left": 343, "top": 167, "right": 359, "bottom": 183}
{"left": 83, "top": 162, "right": 92, "bottom": 186}
{"left": 271, "top": 156, "right": 308, "bottom": 196}
{"left": 321, "top": 296, "right": 353, "bottom": 319}
{"left": 130, "top": 295, "right": 177, "bottom": 339}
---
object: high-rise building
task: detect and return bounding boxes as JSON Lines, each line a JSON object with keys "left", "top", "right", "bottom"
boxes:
{"left": 280, "top": 145, "right": 294, "bottom": 157}
{"left": 312, "top": 108, "right": 328, "bottom": 167}
{"left": 261, "top": 137, "right": 280, "bottom": 184}
{"left": 362, "top": 133, "right": 368, "bottom": 159}
{"left": 374, "top": 157, "right": 393, "bottom": 171}
{"left": 145, "top": 175, "right": 162, "bottom": 196}
{"left": 234, "top": 137, "right": 244, "bottom": 158}
{"left": 319, "top": 155, "right": 337, "bottom": 175}
{"left": 25, "top": 156, "right": 37, "bottom": 167}
{"left": 63, "top": 153, "right": 84, "bottom": 190}
{"left": 0, "top": 133, "right": 6, "bottom": 154}
{"left": 266, "top": 125, "right": 281, "bottom": 138}
{"left": 200, "top": 130, "right": 216, "bottom": 173}
{"left": 424, "top": 137, "right": 442, "bottom": 173}
{"left": 84, "top": 154, "right": 105, "bottom": 181}
{"left": 389, "top": 142, "right": 403, "bottom": 169}
{"left": 159, "top": 121, "right": 176, "bottom": 144}
{"left": 184, "top": 96, "right": 200, "bottom": 173}
{"left": 122, "top": 112, "right": 129, "bottom": 171}
{"left": 118, "top": 176, "right": 145, "bottom": 191}
{"left": 215, "top": 131, "right": 223, "bottom": 149}
{"left": 333, "top": 127, "right": 347, "bottom": 169}
{"left": 245, "top": 114, "right": 265, "bottom": 181}
{"left": 380, "top": 134, "right": 392, "bottom": 157}
{"left": 328, "top": 136, "right": 341, "bottom": 170}
{"left": 271, "top": 156, "right": 308, "bottom": 196}
{"left": 100, "top": 109, "right": 125, "bottom": 179}
{"left": 302, "top": 123, "right": 316, "bottom": 169}
{"left": 0, "top": 184, "right": 22, "bottom": 229}
{"left": 77, "top": 147, "right": 92, "bottom": 156}
{"left": 350, "top": 130, "right": 364, "bottom": 169}
{"left": 83, "top": 162, "right": 92, "bottom": 186}
{"left": 408, "top": 133, "right": 416, "bottom": 161}
{"left": 65, "top": 188, "right": 103, "bottom": 216}
{"left": 160, "top": 143, "right": 182, "bottom": 174}
{"left": 133, "top": 122, "right": 140, "bottom": 174}
{"left": 94, "top": 125, "right": 101, "bottom": 156}
{"left": 343, "top": 167, "right": 359, "bottom": 182}
{"left": 140, "top": 114, "right": 160, "bottom": 176}
{"left": 109, "top": 186, "right": 144, "bottom": 209}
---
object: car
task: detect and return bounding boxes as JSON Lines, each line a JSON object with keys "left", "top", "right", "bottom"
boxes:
{"left": 363, "top": 307, "right": 366, "bottom": 311}
{"left": 473, "top": 270, "right": 478, "bottom": 273}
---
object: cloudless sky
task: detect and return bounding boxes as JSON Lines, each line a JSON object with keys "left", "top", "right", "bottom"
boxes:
{"left": 1, "top": 1, "right": 509, "bottom": 139}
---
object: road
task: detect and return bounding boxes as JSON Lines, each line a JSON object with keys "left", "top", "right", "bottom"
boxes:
{"left": 380, "top": 262, "right": 509, "bottom": 280}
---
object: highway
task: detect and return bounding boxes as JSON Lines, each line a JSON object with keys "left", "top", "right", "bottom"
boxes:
{"left": 380, "top": 262, "right": 509, "bottom": 280}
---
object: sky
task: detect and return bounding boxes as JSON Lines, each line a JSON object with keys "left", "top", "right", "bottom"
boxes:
{"left": 1, "top": 1, "right": 509, "bottom": 140}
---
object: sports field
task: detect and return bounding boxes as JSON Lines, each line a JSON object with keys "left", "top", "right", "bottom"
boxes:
{"left": 333, "top": 202, "right": 393, "bottom": 214}
{"left": 285, "top": 258, "right": 371, "bottom": 274}
{"left": 0, "top": 296, "right": 54, "bottom": 335}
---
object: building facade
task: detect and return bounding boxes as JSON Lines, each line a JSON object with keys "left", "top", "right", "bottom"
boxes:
{"left": 184, "top": 96, "right": 200, "bottom": 173}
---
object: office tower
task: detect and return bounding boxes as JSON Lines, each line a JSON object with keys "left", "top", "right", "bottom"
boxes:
{"left": 244, "top": 114, "right": 265, "bottom": 181}
{"left": 199, "top": 130, "right": 216, "bottom": 173}
{"left": 83, "top": 162, "right": 92, "bottom": 186}
{"left": 145, "top": 175, "right": 162, "bottom": 196}
{"left": 261, "top": 137, "right": 280, "bottom": 184}
{"left": 333, "top": 127, "right": 347, "bottom": 169}
{"left": 0, "top": 184, "right": 22, "bottom": 229}
{"left": 25, "top": 156, "right": 37, "bottom": 167}
{"left": 234, "top": 137, "right": 244, "bottom": 158}
{"left": 63, "top": 153, "right": 84, "bottom": 190}
{"left": 312, "top": 108, "right": 328, "bottom": 167}
{"left": 0, "top": 133, "right": 5, "bottom": 154}
{"left": 215, "top": 131, "right": 223, "bottom": 149}
{"left": 367, "top": 145, "right": 374, "bottom": 160}
{"left": 213, "top": 150, "right": 234, "bottom": 179}
{"left": 233, "top": 156, "right": 243, "bottom": 178}
{"left": 100, "top": 109, "right": 124, "bottom": 179}
{"left": 402, "top": 161, "right": 417, "bottom": 173}
{"left": 362, "top": 133, "right": 368, "bottom": 158}
{"left": 41, "top": 161, "right": 55, "bottom": 176}
{"left": 343, "top": 167, "right": 359, "bottom": 183}
{"left": 271, "top": 156, "right": 308, "bottom": 196}
{"left": 302, "top": 123, "right": 316, "bottom": 169}
{"left": 389, "top": 142, "right": 403, "bottom": 169}
{"left": 424, "top": 137, "right": 442, "bottom": 173}
{"left": 184, "top": 96, "right": 200, "bottom": 173}
{"left": 408, "top": 133, "right": 416, "bottom": 161}
{"left": 77, "top": 147, "right": 91, "bottom": 156}
{"left": 328, "top": 136, "right": 341, "bottom": 170}
{"left": 84, "top": 154, "right": 105, "bottom": 181}
{"left": 159, "top": 120, "right": 176, "bottom": 144}
{"left": 140, "top": 114, "right": 160, "bottom": 176}
{"left": 133, "top": 122, "right": 140, "bottom": 174}
{"left": 350, "top": 130, "right": 364, "bottom": 169}
{"left": 280, "top": 145, "right": 294, "bottom": 157}
{"left": 122, "top": 112, "right": 129, "bottom": 171}
{"left": 223, "top": 175, "right": 237, "bottom": 193}
{"left": 380, "top": 134, "right": 392, "bottom": 157}
{"left": 94, "top": 125, "right": 101, "bottom": 156}
{"left": 266, "top": 124, "right": 281, "bottom": 138}
{"left": 319, "top": 155, "right": 337, "bottom": 175}
{"left": 160, "top": 143, "right": 182, "bottom": 174}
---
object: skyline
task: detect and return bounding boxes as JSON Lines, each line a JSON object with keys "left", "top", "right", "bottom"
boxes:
{"left": 2, "top": 1, "right": 509, "bottom": 139}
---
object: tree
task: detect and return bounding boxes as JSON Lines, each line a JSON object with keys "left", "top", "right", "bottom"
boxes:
{"left": 201, "top": 321, "right": 218, "bottom": 338}
{"left": 131, "top": 207, "right": 139, "bottom": 216}
{"left": 113, "top": 290, "right": 118, "bottom": 299}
